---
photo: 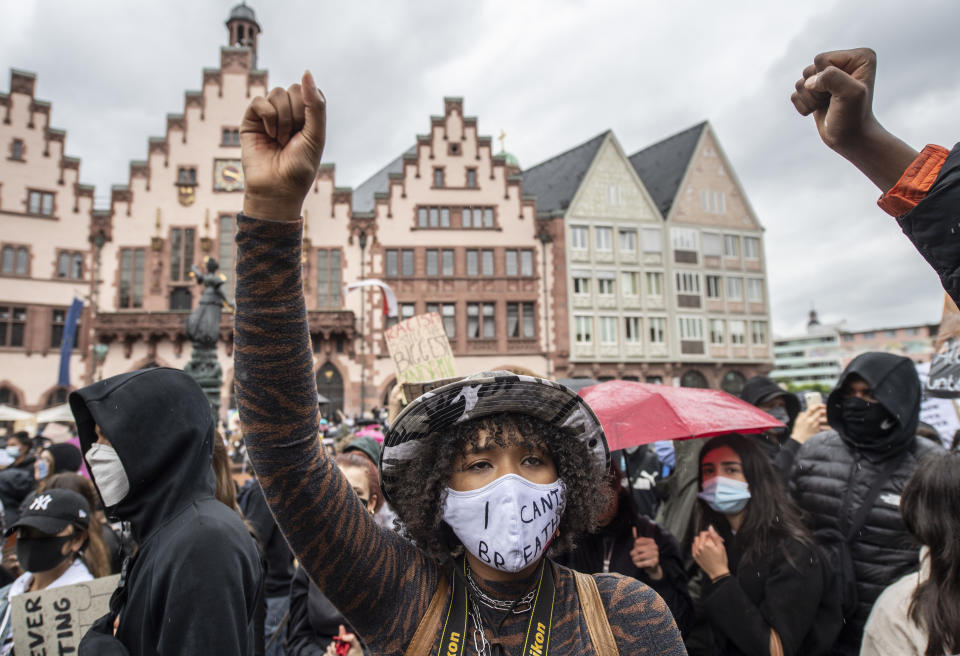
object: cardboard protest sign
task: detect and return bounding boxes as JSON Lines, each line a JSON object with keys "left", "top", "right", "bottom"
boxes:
{"left": 926, "top": 293, "right": 960, "bottom": 398}
{"left": 385, "top": 313, "right": 455, "bottom": 389}
{"left": 12, "top": 574, "right": 119, "bottom": 654}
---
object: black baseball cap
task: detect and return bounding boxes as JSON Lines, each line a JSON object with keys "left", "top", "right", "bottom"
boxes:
{"left": 6, "top": 489, "right": 91, "bottom": 536}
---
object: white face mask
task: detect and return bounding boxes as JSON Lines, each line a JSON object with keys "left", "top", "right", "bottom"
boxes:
{"left": 443, "top": 474, "right": 566, "bottom": 573}
{"left": 5, "top": 445, "right": 21, "bottom": 459}
{"left": 0, "top": 451, "right": 14, "bottom": 468}
{"left": 85, "top": 443, "right": 130, "bottom": 507}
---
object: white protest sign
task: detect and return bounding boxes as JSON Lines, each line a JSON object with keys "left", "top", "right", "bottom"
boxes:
{"left": 11, "top": 574, "right": 119, "bottom": 654}
{"left": 917, "top": 362, "right": 960, "bottom": 449}
{"left": 384, "top": 313, "right": 456, "bottom": 386}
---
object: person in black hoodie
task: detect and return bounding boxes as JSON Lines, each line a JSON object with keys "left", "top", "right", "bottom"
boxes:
{"left": 69, "top": 367, "right": 263, "bottom": 656}
{"left": 790, "top": 352, "right": 942, "bottom": 655}
{"left": 556, "top": 462, "right": 694, "bottom": 637}
{"left": 738, "top": 377, "right": 827, "bottom": 482}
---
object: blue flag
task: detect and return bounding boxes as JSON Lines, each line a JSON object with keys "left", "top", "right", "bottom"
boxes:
{"left": 57, "top": 298, "right": 84, "bottom": 388}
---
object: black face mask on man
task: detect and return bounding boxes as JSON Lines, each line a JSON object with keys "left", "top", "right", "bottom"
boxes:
{"left": 16, "top": 535, "right": 75, "bottom": 573}
{"left": 840, "top": 397, "right": 896, "bottom": 441}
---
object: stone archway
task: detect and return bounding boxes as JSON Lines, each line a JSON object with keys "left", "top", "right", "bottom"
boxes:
{"left": 721, "top": 370, "right": 747, "bottom": 396}
{"left": 316, "top": 362, "right": 344, "bottom": 418}
{"left": 680, "top": 369, "right": 709, "bottom": 389}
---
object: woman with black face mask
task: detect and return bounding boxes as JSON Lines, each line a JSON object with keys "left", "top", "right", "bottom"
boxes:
{"left": 0, "top": 488, "right": 93, "bottom": 650}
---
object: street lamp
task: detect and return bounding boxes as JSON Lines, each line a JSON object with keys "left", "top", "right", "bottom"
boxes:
{"left": 358, "top": 230, "right": 367, "bottom": 417}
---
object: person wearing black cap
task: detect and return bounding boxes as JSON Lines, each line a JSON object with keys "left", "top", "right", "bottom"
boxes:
{"left": 69, "top": 367, "right": 263, "bottom": 656}
{"left": 0, "top": 488, "right": 94, "bottom": 649}
{"left": 790, "top": 352, "right": 943, "bottom": 655}
{"left": 739, "top": 376, "right": 826, "bottom": 481}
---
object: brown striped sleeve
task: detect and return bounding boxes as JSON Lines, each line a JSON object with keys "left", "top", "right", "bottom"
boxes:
{"left": 594, "top": 573, "right": 687, "bottom": 654}
{"left": 233, "top": 214, "right": 438, "bottom": 655}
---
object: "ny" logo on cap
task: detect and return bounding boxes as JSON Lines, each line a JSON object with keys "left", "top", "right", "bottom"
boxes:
{"left": 30, "top": 494, "right": 53, "bottom": 511}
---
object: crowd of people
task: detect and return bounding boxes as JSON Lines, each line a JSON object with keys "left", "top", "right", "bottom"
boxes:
{"left": 0, "top": 44, "right": 958, "bottom": 655}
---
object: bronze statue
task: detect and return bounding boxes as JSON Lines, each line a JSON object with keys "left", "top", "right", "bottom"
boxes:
{"left": 185, "top": 257, "right": 234, "bottom": 348}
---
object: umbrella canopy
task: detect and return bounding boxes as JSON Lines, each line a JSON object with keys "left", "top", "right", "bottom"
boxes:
{"left": 0, "top": 405, "right": 33, "bottom": 421}
{"left": 35, "top": 403, "right": 75, "bottom": 424}
{"left": 579, "top": 380, "right": 783, "bottom": 451}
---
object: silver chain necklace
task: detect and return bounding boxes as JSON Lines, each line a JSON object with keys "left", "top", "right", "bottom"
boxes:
{"left": 465, "top": 563, "right": 536, "bottom": 614}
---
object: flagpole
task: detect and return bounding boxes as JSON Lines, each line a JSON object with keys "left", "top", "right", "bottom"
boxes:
{"left": 358, "top": 230, "right": 368, "bottom": 418}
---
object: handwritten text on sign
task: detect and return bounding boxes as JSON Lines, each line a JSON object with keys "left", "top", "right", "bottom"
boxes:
{"left": 11, "top": 574, "right": 120, "bottom": 655}
{"left": 384, "top": 313, "right": 455, "bottom": 384}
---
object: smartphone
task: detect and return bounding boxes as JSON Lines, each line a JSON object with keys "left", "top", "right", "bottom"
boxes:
{"left": 803, "top": 391, "right": 823, "bottom": 408}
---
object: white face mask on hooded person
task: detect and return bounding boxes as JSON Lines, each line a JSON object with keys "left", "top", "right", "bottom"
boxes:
{"left": 85, "top": 443, "right": 131, "bottom": 507}
{"left": 442, "top": 474, "right": 566, "bottom": 573}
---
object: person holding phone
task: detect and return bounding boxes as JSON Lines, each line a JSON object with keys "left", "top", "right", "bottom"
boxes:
{"left": 739, "top": 378, "right": 828, "bottom": 483}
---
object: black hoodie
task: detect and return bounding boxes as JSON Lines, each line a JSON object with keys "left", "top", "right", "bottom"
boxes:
{"left": 790, "top": 353, "right": 942, "bottom": 654}
{"left": 826, "top": 352, "right": 921, "bottom": 460}
{"left": 70, "top": 368, "right": 262, "bottom": 656}
{"left": 739, "top": 376, "right": 801, "bottom": 480}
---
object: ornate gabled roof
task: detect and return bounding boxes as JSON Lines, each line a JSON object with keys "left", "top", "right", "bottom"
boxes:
{"left": 521, "top": 131, "right": 609, "bottom": 214}
{"left": 351, "top": 146, "right": 416, "bottom": 213}
{"left": 628, "top": 121, "right": 706, "bottom": 218}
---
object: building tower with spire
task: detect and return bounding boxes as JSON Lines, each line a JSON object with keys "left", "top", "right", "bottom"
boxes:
{"left": 226, "top": 3, "right": 261, "bottom": 67}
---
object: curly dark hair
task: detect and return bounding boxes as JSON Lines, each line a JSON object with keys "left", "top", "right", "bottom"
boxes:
{"left": 388, "top": 412, "right": 610, "bottom": 563}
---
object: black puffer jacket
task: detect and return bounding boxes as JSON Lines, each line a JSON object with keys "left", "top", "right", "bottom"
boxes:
{"left": 790, "top": 353, "right": 942, "bottom": 655}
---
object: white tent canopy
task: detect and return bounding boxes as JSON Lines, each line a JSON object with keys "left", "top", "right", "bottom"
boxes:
{"left": 35, "top": 404, "right": 75, "bottom": 424}
{"left": 0, "top": 405, "right": 32, "bottom": 422}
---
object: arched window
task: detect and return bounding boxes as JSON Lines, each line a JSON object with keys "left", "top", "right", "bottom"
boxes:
{"left": 0, "top": 386, "right": 19, "bottom": 407}
{"left": 58, "top": 252, "right": 71, "bottom": 278}
{"left": 721, "top": 371, "right": 747, "bottom": 396}
{"left": 680, "top": 370, "right": 709, "bottom": 389}
{"left": 15, "top": 247, "right": 28, "bottom": 275}
{"left": 45, "top": 387, "right": 69, "bottom": 408}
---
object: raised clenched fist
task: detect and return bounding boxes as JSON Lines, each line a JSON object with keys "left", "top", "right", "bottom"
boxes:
{"left": 240, "top": 70, "right": 326, "bottom": 221}
{"left": 791, "top": 48, "right": 880, "bottom": 154}
{"left": 791, "top": 48, "right": 919, "bottom": 192}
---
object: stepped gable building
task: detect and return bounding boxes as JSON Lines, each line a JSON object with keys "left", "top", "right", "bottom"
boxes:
{"left": 352, "top": 99, "right": 554, "bottom": 392}
{"left": 0, "top": 69, "right": 95, "bottom": 411}
{"left": 90, "top": 4, "right": 358, "bottom": 415}
{"left": 628, "top": 121, "right": 772, "bottom": 392}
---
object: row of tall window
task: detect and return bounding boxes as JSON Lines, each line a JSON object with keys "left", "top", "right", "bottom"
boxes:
{"left": 573, "top": 271, "right": 663, "bottom": 298}
{"left": 431, "top": 167, "right": 479, "bottom": 189}
{"left": 672, "top": 228, "right": 761, "bottom": 260}
{"left": 0, "top": 305, "right": 80, "bottom": 349}
{"left": 570, "top": 226, "right": 659, "bottom": 253}
{"left": 385, "top": 248, "right": 534, "bottom": 278}
{"left": 677, "top": 271, "right": 765, "bottom": 302}
{"left": 1, "top": 247, "right": 85, "bottom": 280}
{"left": 416, "top": 206, "right": 495, "bottom": 229}
{"left": 573, "top": 315, "right": 768, "bottom": 347}
{"left": 394, "top": 302, "right": 536, "bottom": 340}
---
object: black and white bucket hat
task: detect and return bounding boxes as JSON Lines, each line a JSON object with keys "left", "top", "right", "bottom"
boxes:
{"left": 380, "top": 371, "right": 609, "bottom": 503}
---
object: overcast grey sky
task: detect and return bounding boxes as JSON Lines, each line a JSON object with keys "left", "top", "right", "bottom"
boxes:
{"left": 3, "top": 0, "right": 957, "bottom": 336}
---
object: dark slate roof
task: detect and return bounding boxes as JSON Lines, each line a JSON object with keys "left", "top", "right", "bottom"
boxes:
{"left": 229, "top": 3, "right": 257, "bottom": 22}
{"left": 628, "top": 121, "right": 707, "bottom": 218}
{"left": 351, "top": 146, "right": 416, "bottom": 213}
{"left": 521, "top": 131, "right": 610, "bottom": 214}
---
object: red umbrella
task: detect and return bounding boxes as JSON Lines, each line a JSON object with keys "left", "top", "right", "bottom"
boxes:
{"left": 579, "top": 380, "right": 783, "bottom": 451}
